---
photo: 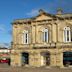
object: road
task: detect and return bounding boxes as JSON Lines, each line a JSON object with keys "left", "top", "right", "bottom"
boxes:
{"left": 0, "top": 64, "right": 72, "bottom": 72}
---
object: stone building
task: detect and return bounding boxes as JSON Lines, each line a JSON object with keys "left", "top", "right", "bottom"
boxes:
{"left": 11, "top": 9, "right": 72, "bottom": 67}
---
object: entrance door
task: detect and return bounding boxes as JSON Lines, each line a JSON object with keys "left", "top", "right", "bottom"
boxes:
{"left": 41, "top": 52, "right": 50, "bottom": 66}
{"left": 22, "top": 52, "right": 29, "bottom": 65}
{"left": 63, "top": 52, "right": 72, "bottom": 66}
{"left": 45, "top": 53, "right": 50, "bottom": 66}
{"left": 41, "top": 56, "right": 44, "bottom": 66}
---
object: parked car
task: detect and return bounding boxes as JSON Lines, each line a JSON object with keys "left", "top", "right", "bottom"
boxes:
{"left": 0, "top": 58, "right": 9, "bottom": 63}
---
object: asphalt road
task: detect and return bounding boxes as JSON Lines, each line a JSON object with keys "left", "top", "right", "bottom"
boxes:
{"left": 0, "top": 64, "right": 72, "bottom": 72}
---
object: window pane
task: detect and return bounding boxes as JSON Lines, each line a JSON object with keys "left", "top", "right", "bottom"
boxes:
{"left": 26, "top": 39, "right": 27, "bottom": 43}
{"left": 71, "top": 31, "right": 72, "bottom": 41}
{"left": 45, "top": 32, "right": 47, "bottom": 42}
{"left": 25, "top": 33, "right": 28, "bottom": 43}
{"left": 67, "top": 30, "right": 69, "bottom": 41}
{"left": 23, "top": 32, "right": 28, "bottom": 44}
{"left": 64, "top": 30, "right": 66, "bottom": 42}
{"left": 26, "top": 33, "right": 27, "bottom": 39}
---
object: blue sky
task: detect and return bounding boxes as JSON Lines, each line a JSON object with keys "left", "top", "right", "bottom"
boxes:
{"left": 0, "top": 0, "right": 72, "bottom": 47}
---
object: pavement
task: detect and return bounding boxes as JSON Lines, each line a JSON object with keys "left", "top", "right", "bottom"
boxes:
{"left": 0, "top": 64, "right": 72, "bottom": 72}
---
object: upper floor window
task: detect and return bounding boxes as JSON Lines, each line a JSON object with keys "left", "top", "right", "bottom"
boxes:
{"left": 63, "top": 27, "right": 71, "bottom": 42}
{"left": 43, "top": 28, "right": 48, "bottom": 42}
{"left": 23, "top": 31, "right": 28, "bottom": 44}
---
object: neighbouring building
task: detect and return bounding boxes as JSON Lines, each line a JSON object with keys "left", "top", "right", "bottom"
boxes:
{"left": 11, "top": 9, "right": 72, "bottom": 67}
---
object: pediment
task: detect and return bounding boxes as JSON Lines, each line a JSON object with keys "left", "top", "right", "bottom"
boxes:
{"left": 35, "top": 14, "right": 53, "bottom": 20}
{"left": 33, "top": 9, "right": 57, "bottom": 21}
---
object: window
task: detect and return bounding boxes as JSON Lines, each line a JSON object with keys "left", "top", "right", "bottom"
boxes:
{"left": 43, "top": 29, "right": 48, "bottom": 42}
{"left": 23, "top": 31, "right": 28, "bottom": 44}
{"left": 63, "top": 27, "right": 71, "bottom": 42}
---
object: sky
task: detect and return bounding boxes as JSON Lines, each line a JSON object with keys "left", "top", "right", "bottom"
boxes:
{"left": 0, "top": 0, "right": 72, "bottom": 47}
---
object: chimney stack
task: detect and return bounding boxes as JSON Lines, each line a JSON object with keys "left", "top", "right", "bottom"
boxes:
{"left": 39, "top": 9, "right": 45, "bottom": 14}
{"left": 57, "top": 8, "right": 63, "bottom": 15}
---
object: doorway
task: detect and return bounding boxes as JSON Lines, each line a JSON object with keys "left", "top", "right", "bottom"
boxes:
{"left": 21, "top": 52, "right": 29, "bottom": 65}
{"left": 63, "top": 51, "right": 72, "bottom": 66}
{"left": 41, "top": 52, "right": 50, "bottom": 66}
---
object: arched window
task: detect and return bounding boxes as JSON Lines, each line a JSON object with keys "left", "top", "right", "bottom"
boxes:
{"left": 63, "top": 27, "right": 71, "bottom": 42}
{"left": 23, "top": 30, "right": 29, "bottom": 44}
{"left": 43, "top": 29, "right": 48, "bottom": 42}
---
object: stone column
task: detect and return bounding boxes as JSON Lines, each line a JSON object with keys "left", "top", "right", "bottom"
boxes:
{"left": 50, "top": 52, "right": 56, "bottom": 67}
{"left": 56, "top": 47, "right": 64, "bottom": 67}
{"left": 29, "top": 52, "right": 34, "bottom": 66}
{"left": 52, "top": 23, "right": 57, "bottom": 42}
{"left": 29, "top": 51, "right": 41, "bottom": 67}
{"left": 56, "top": 52, "right": 64, "bottom": 67}
{"left": 32, "top": 25, "right": 36, "bottom": 43}
{"left": 11, "top": 52, "right": 22, "bottom": 66}
{"left": 10, "top": 54, "right": 15, "bottom": 66}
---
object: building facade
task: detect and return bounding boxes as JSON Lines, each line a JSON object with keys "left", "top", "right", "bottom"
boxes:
{"left": 11, "top": 9, "right": 72, "bottom": 67}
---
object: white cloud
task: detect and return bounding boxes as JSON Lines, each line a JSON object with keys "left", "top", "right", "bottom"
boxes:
{"left": 0, "top": 24, "right": 5, "bottom": 32}
{"left": 0, "top": 43, "right": 10, "bottom": 48}
{"left": 0, "top": 24, "right": 11, "bottom": 35}
{"left": 0, "top": 27, "right": 5, "bottom": 31}
{"left": 26, "top": 9, "right": 39, "bottom": 16}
